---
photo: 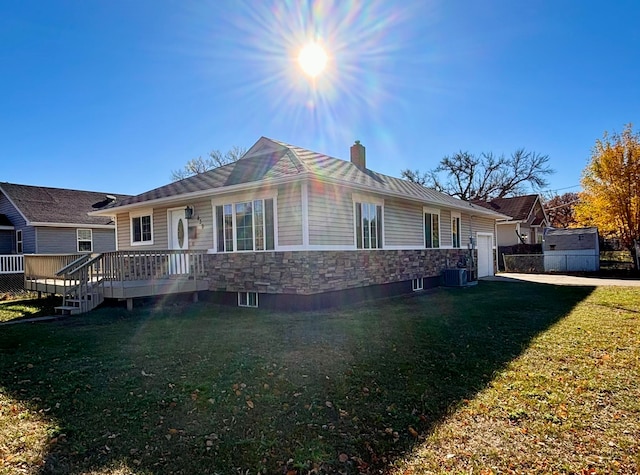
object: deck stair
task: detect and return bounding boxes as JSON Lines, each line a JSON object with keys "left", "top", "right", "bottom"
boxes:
{"left": 54, "top": 254, "right": 106, "bottom": 316}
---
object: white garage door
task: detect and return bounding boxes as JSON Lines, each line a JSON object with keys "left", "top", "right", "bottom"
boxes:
{"left": 477, "top": 234, "right": 494, "bottom": 278}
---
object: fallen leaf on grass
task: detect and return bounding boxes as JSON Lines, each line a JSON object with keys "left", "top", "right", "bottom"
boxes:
{"left": 246, "top": 400, "right": 254, "bottom": 409}
{"left": 339, "top": 453, "right": 349, "bottom": 463}
{"left": 408, "top": 426, "right": 419, "bottom": 438}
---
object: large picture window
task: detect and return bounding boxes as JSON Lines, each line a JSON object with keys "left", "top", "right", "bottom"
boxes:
{"left": 77, "top": 229, "right": 93, "bottom": 252}
{"left": 215, "top": 198, "right": 275, "bottom": 252}
{"left": 451, "top": 213, "right": 461, "bottom": 248}
{"left": 424, "top": 209, "right": 440, "bottom": 248}
{"left": 355, "top": 202, "right": 383, "bottom": 249}
{"left": 131, "top": 214, "right": 153, "bottom": 244}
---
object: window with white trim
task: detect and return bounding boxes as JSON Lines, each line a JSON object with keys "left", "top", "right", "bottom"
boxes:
{"left": 215, "top": 198, "right": 274, "bottom": 252}
{"left": 424, "top": 209, "right": 440, "bottom": 248}
{"left": 451, "top": 213, "right": 461, "bottom": 248}
{"left": 238, "top": 291, "right": 258, "bottom": 307}
{"left": 77, "top": 229, "right": 93, "bottom": 252}
{"left": 355, "top": 202, "right": 383, "bottom": 249}
{"left": 131, "top": 213, "right": 153, "bottom": 244}
{"left": 412, "top": 278, "right": 424, "bottom": 291}
{"left": 16, "top": 230, "right": 23, "bottom": 254}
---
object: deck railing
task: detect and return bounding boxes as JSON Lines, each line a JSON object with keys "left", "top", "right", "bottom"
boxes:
{"left": 0, "top": 254, "right": 24, "bottom": 274}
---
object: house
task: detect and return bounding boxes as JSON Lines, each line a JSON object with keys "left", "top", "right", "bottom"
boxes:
{"left": 0, "top": 182, "right": 130, "bottom": 255}
{"left": 473, "top": 194, "right": 549, "bottom": 246}
{"left": 543, "top": 227, "right": 600, "bottom": 272}
{"left": 85, "top": 137, "right": 507, "bottom": 310}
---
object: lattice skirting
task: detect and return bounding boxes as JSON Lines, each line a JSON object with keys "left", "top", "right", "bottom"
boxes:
{"left": 0, "top": 273, "right": 26, "bottom": 295}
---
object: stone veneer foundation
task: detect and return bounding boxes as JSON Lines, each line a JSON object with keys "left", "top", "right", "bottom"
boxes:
{"left": 203, "top": 249, "right": 474, "bottom": 310}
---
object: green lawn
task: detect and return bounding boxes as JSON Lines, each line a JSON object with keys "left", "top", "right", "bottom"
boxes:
{"left": 0, "top": 282, "right": 638, "bottom": 474}
{"left": 0, "top": 295, "right": 61, "bottom": 323}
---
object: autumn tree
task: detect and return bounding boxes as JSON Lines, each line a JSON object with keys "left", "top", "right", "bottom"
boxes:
{"left": 574, "top": 124, "right": 640, "bottom": 267}
{"left": 401, "top": 149, "right": 553, "bottom": 201}
{"left": 544, "top": 192, "right": 579, "bottom": 228}
{"left": 171, "top": 146, "right": 246, "bottom": 181}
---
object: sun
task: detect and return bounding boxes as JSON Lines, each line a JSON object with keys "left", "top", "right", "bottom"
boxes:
{"left": 297, "top": 42, "right": 328, "bottom": 78}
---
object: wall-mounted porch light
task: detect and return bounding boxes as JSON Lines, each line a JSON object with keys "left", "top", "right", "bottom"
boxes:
{"left": 184, "top": 205, "right": 194, "bottom": 220}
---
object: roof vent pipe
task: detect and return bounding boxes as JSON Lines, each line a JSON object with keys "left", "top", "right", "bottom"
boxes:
{"left": 350, "top": 140, "right": 366, "bottom": 169}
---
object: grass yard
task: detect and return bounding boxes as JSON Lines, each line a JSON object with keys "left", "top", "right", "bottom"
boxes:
{"left": 0, "top": 282, "right": 638, "bottom": 474}
{"left": 0, "top": 296, "right": 61, "bottom": 323}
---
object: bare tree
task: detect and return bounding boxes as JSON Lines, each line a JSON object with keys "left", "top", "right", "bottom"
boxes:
{"left": 171, "top": 146, "right": 246, "bottom": 181}
{"left": 401, "top": 149, "right": 553, "bottom": 201}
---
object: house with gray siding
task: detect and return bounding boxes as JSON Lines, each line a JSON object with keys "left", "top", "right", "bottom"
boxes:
{"left": 0, "top": 182, "right": 130, "bottom": 255}
{"left": 89, "top": 137, "right": 506, "bottom": 310}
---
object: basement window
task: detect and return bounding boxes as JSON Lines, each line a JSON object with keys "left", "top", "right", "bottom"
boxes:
{"left": 238, "top": 291, "right": 259, "bottom": 308}
{"left": 412, "top": 278, "right": 424, "bottom": 291}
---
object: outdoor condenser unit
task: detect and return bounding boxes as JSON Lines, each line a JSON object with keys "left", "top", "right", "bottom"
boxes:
{"left": 443, "top": 268, "right": 468, "bottom": 287}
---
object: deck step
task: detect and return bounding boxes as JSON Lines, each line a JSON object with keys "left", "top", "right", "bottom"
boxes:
{"left": 55, "top": 306, "right": 83, "bottom": 316}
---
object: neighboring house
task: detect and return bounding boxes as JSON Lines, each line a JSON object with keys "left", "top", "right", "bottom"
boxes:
{"left": 474, "top": 194, "right": 549, "bottom": 246}
{"left": 90, "top": 137, "right": 507, "bottom": 310}
{"left": 0, "top": 182, "right": 130, "bottom": 255}
{"left": 543, "top": 227, "right": 600, "bottom": 272}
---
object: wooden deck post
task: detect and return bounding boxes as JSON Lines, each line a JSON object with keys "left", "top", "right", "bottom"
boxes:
{"left": 126, "top": 298, "right": 134, "bottom": 311}
{"left": 192, "top": 291, "right": 199, "bottom": 303}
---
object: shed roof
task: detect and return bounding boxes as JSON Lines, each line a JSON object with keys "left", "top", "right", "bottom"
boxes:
{"left": 94, "top": 137, "right": 507, "bottom": 219}
{"left": 0, "top": 182, "right": 131, "bottom": 227}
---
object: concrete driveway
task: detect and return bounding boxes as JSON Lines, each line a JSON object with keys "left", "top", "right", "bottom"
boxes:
{"left": 482, "top": 272, "right": 640, "bottom": 287}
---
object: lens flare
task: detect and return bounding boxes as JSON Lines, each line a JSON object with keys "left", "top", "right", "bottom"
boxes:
{"left": 298, "top": 42, "right": 328, "bottom": 77}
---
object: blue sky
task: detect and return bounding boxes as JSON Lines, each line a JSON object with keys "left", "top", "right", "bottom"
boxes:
{"left": 1, "top": 1, "right": 639, "bottom": 197}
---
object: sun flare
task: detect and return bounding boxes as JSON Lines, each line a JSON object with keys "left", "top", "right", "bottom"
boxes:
{"left": 297, "top": 42, "right": 328, "bottom": 78}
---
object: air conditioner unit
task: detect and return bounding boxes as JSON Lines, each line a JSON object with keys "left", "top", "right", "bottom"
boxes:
{"left": 443, "top": 268, "right": 468, "bottom": 287}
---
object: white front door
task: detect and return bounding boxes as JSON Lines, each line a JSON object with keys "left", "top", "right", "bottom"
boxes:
{"left": 168, "top": 209, "right": 189, "bottom": 274}
{"left": 477, "top": 234, "right": 494, "bottom": 278}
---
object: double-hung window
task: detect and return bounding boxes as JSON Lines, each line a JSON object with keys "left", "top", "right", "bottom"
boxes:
{"left": 424, "top": 209, "right": 440, "bottom": 248}
{"left": 16, "top": 230, "right": 23, "bottom": 254}
{"left": 355, "top": 201, "right": 383, "bottom": 249}
{"left": 215, "top": 198, "right": 275, "bottom": 252}
{"left": 131, "top": 213, "right": 153, "bottom": 245}
{"left": 77, "top": 229, "right": 93, "bottom": 252}
{"left": 451, "top": 212, "right": 461, "bottom": 248}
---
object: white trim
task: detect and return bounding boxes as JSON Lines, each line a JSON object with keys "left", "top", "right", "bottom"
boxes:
{"left": 238, "top": 291, "right": 259, "bottom": 308}
{"left": 76, "top": 228, "right": 93, "bottom": 253}
{"left": 16, "top": 229, "right": 23, "bottom": 254}
{"left": 130, "top": 209, "right": 154, "bottom": 246}
{"left": 301, "top": 182, "right": 309, "bottom": 247}
{"left": 28, "top": 222, "right": 116, "bottom": 229}
{"left": 451, "top": 212, "right": 461, "bottom": 248}
{"left": 423, "top": 207, "right": 441, "bottom": 249}
{"left": 0, "top": 225, "right": 14, "bottom": 231}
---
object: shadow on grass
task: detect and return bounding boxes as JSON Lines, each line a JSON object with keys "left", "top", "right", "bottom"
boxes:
{"left": 0, "top": 281, "right": 594, "bottom": 474}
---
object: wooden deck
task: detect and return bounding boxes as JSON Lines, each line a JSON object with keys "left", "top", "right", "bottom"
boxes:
{"left": 23, "top": 251, "right": 210, "bottom": 313}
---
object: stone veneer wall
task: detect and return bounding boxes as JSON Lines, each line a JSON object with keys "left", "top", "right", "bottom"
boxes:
{"left": 204, "top": 249, "right": 473, "bottom": 295}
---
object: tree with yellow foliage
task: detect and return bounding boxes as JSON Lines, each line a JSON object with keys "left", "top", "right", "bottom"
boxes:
{"left": 575, "top": 124, "right": 640, "bottom": 268}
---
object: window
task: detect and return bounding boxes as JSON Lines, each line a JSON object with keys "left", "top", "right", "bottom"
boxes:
{"left": 412, "top": 278, "right": 424, "bottom": 291}
{"left": 131, "top": 214, "right": 153, "bottom": 244}
{"left": 77, "top": 229, "right": 93, "bottom": 252}
{"left": 424, "top": 209, "right": 440, "bottom": 248}
{"left": 451, "top": 213, "right": 461, "bottom": 248}
{"left": 215, "top": 198, "right": 275, "bottom": 252}
{"left": 355, "top": 202, "right": 383, "bottom": 249}
{"left": 16, "top": 230, "right": 23, "bottom": 254}
{"left": 238, "top": 291, "right": 258, "bottom": 308}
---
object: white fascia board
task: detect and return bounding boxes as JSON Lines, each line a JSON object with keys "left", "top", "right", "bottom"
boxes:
{"left": 89, "top": 174, "right": 305, "bottom": 217}
{"left": 29, "top": 222, "right": 116, "bottom": 229}
{"left": 0, "top": 225, "right": 15, "bottom": 230}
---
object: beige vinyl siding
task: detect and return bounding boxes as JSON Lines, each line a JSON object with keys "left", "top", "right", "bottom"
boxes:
{"left": 440, "top": 209, "right": 452, "bottom": 246}
{"left": 308, "top": 181, "right": 353, "bottom": 246}
{"left": 472, "top": 215, "right": 496, "bottom": 235}
{"left": 384, "top": 198, "right": 423, "bottom": 247}
{"left": 116, "top": 208, "right": 168, "bottom": 250}
{"left": 277, "top": 182, "right": 303, "bottom": 246}
{"left": 186, "top": 198, "right": 213, "bottom": 250}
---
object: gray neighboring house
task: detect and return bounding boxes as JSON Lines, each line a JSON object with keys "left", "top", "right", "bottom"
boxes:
{"left": 0, "top": 182, "right": 130, "bottom": 255}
